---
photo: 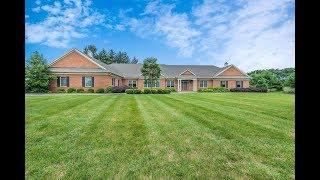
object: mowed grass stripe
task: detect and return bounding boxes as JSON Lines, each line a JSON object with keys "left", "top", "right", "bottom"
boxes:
{"left": 26, "top": 95, "right": 98, "bottom": 123}
{"left": 173, "top": 94, "right": 294, "bottom": 134}
{"left": 26, "top": 93, "right": 294, "bottom": 179}
{"left": 64, "top": 95, "right": 151, "bottom": 178}
{"left": 26, "top": 95, "right": 118, "bottom": 178}
{"left": 152, "top": 95, "right": 293, "bottom": 179}
{"left": 140, "top": 95, "right": 255, "bottom": 178}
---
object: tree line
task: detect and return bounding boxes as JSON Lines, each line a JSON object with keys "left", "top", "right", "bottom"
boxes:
{"left": 83, "top": 45, "right": 139, "bottom": 64}
{"left": 248, "top": 68, "right": 295, "bottom": 90}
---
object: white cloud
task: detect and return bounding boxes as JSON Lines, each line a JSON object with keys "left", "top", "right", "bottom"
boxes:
{"left": 35, "top": 0, "right": 41, "bottom": 5}
{"left": 155, "top": 12, "right": 200, "bottom": 56}
{"left": 121, "top": 0, "right": 200, "bottom": 57}
{"left": 119, "top": 0, "right": 294, "bottom": 70}
{"left": 192, "top": 0, "right": 295, "bottom": 71}
{"left": 32, "top": 7, "right": 41, "bottom": 13}
{"left": 26, "top": 0, "right": 105, "bottom": 48}
{"left": 115, "top": 24, "right": 125, "bottom": 31}
{"left": 25, "top": 15, "right": 29, "bottom": 19}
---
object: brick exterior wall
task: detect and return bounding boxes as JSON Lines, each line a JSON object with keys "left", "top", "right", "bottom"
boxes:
{"left": 243, "top": 80, "right": 249, "bottom": 88}
{"left": 212, "top": 80, "right": 220, "bottom": 87}
{"left": 51, "top": 51, "right": 100, "bottom": 68}
{"left": 219, "top": 66, "right": 243, "bottom": 76}
{"left": 50, "top": 74, "right": 111, "bottom": 92}
{"left": 49, "top": 50, "right": 250, "bottom": 92}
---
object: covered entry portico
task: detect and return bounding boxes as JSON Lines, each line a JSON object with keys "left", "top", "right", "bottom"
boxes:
{"left": 177, "top": 78, "right": 198, "bottom": 92}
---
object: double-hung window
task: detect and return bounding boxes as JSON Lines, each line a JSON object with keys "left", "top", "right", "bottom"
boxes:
{"left": 60, "top": 76, "right": 68, "bottom": 87}
{"left": 220, "top": 81, "right": 228, "bottom": 88}
{"left": 112, "top": 78, "right": 115, "bottom": 86}
{"left": 236, "top": 81, "right": 243, "bottom": 88}
{"left": 166, "top": 80, "right": 174, "bottom": 87}
{"left": 84, "top": 76, "right": 93, "bottom": 87}
{"left": 128, "top": 80, "right": 137, "bottom": 88}
{"left": 200, "top": 80, "right": 208, "bottom": 88}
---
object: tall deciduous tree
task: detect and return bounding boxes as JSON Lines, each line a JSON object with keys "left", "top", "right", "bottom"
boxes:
{"left": 141, "top": 57, "right": 161, "bottom": 87}
{"left": 25, "top": 51, "right": 54, "bottom": 93}
{"left": 284, "top": 72, "right": 295, "bottom": 88}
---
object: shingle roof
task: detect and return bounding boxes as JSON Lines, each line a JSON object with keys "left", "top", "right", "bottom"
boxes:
{"left": 160, "top": 64, "right": 221, "bottom": 78}
{"left": 50, "top": 67, "right": 108, "bottom": 73}
{"left": 105, "top": 63, "right": 225, "bottom": 78}
{"left": 49, "top": 49, "right": 250, "bottom": 79}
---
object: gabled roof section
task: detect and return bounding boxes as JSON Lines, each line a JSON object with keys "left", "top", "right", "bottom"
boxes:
{"left": 48, "top": 48, "right": 124, "bottom": 77}
{"left": 213, "top": 64, "right": 250, "bottom": 78}
{"left": 179, "top": 69, "right": 196, "bottom": 76}
{"left": 49, "top": 48, "right": 107, "bottom": 70}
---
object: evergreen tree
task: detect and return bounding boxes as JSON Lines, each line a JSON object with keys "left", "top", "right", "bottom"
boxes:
{"left": 25, "top": 51, "right": 54, "bottom": 93}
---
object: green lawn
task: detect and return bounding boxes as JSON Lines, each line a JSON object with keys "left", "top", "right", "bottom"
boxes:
{"left": 26, "top": 92, "right": 295, "bottom": 179}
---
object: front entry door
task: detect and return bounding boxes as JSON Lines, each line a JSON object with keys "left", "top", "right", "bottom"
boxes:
{"left": 181, "top": 80, "right": 188, "bottom": 91}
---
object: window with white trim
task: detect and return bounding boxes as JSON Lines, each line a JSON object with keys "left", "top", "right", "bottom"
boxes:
{"left": 112, "top": 78, "right": 115, "bottom": 86}
{"left": 144, "top": 80, "right": 160, "bottom": 87}
{"left": 236, "top": 81, "right": 243, "bottom": 88}
{"left": 128, "top": 80, "right": 137, "bottom": 88}
{"left": 85, "top": 76, "right": 93, "bottom": 87}
{"left": 220, "top": 81, "right": 228, "bottom": 88}
{"left": 166, "top": 80, "right": 174, "bottom": 87}
{"left": 200, "top": 80, "right": 208, "bottom": 88}
{"left": 60, "top": 76, "right": 68, "bottom": 87}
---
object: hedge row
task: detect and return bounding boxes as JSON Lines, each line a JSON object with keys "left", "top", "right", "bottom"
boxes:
{"left": 229, "top": 87, "right": 268, "bottom": 92}
{"left": 56, "top": 85, "right": 131, "bottom": 93}
{"left": 57, "top": 88, "right": 95, "bottom": 93}
{"left": 126, "top": 88, "right": 172, "bottom": 94}
{"left": 198, "top": 87, "right": 229, "bottom": 93}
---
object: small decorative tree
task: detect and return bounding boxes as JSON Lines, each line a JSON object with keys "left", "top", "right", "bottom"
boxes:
{"left": 25, "top": 51, "right": 54, "bottom": 93}
{"left": 141, "top": 57, "right": 161, "bottom": 88}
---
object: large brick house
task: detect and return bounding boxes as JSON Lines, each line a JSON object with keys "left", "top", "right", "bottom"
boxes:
{"left": 49, "top": 49, "right": 251, "bottom": 92}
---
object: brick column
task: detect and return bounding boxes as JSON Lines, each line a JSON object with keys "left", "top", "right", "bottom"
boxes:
{"left": 193, "top": 79, "right": 197, "bottom": 91}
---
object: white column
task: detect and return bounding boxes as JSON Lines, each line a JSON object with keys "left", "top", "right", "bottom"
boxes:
{"left": 178, "top": 79, "right": 181, "bottom": 92}
{"left": 193, "top": 79, "right": 197, "bottom": 92}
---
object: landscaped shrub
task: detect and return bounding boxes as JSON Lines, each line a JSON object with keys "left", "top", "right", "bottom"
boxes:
{"left": 67, "top": 88, "right": 76, "bottom": 93}
{"left": 283, "top": 87, "right": 295, "bottom": 94}
{"left": 269, "top": 88, "right": 278, "bottom": 92}
{"left": 198, "top": 87, "right": 228, "bottom": 93}
{"left": 166, "top": 87, "right": 176, "bottom": 92}
{"left": 229, "top": 87, "right": 268, "bottom": 92}
{"left": 143, "top": 88, "right": 151, "bottom": 94}
{"left": 105, "top": 86, "right": 113, "bottom": 93}
{"left": 96, "top": 88, "right": 105, "bottom": 93}
{"left": 162, "top": 88, "right": 171, "bottom": 94}
{"left": 126, "top": 89, "right": 143, "bottom": 94}
{"left": 112, "top": 85, "right": 130, "bottom": 93}
{"left": 76, "top": 88, "right": 84, "bottom": 93}
{"left": 57, "top": 88, "right": 66, "bottom": 93}
{"left": 150, "top": 88, "right": 158, "bottom": 94}
{"left": 125, "top": 89, "right": 134, "bottom": 94}
{"left": 87, "top": 88, "right": 94, "bottom": 93}
{"left": 134, "top": 89, "right": 142, "bottom": 94}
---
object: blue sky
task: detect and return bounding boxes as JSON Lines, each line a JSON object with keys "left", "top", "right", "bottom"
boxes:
{"left": 25, "top": 0, "right": 295, "bottom": 71}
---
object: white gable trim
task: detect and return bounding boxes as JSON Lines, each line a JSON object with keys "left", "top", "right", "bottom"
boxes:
{"left": 179, "top": 69, "right": 196, "bottom": 76}
{"left": 214, "top": 65, "right": 249, "bottom": 77}
{"left": 48, "top": 48, "right": 106, "bottom": 70}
